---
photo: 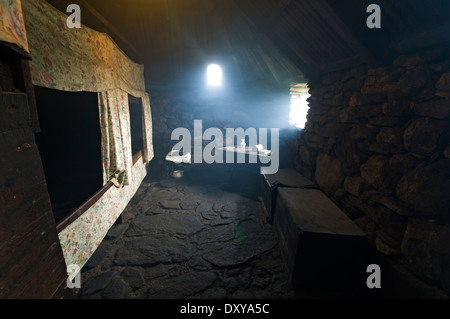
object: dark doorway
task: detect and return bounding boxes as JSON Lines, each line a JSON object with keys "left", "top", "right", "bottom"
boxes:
{"left": 34, "top": 86, "right": 103, "bottom": 225}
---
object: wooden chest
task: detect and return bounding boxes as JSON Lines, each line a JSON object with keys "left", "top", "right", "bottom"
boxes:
{"left": 274, "top": 187, "right": 367, "bottom": 290}
{"left": 261, "top": 168, "right": 316, "bottom": 223}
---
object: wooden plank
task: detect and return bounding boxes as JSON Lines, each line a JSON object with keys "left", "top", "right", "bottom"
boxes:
{"left": 264, "top": 168, "right": 316, "bottom": 189}
{"left": 133, "top": 150, "right": 143, "bottom": 165}
{"left": 277, "top": 188, "right": 366, "bottom": 236}
{"left": 21, "top": 60, "right": 40, "bottom": 132}
{"left": 274, "top": 187, "right": 368, "bottom": 288}
{"left": 56, "top": 181, "right": 114, "bottom": 233}
{"left": 0, "top": 127, "right": 67, "bottom": 298}
{"left": 0, "top": 92, "right": 30, "bottom": 131}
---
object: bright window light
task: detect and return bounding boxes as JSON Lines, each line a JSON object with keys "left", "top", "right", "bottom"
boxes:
{"left": 207, "top": 64, "right": 222, "bottom": 86}
{"left": 289, "top": 84, "right": 310, "bottom": 129}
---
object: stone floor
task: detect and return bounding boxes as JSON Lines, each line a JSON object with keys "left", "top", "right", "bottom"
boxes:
{"left": 73, "top": 163, "right": 297, "bottom": 299}
{"left": 71, "top": 163, "right": 449, "bottom": 300}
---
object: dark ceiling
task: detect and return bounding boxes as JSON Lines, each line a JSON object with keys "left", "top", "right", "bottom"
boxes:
{"left": 45, "top": 0, "right": 450, "bottom": 90}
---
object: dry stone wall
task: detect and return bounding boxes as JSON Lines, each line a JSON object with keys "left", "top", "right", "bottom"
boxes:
{"left": 294, "top": 46, "right": 450, "bottom": 293}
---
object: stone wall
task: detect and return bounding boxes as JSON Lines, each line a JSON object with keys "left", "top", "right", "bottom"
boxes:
{"left": 293, "top": 46, "right": 450, "bottom": 293}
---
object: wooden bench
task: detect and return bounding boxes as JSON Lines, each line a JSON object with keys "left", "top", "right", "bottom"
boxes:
{"left": 273, "top": 187, "right": 367, "bottom": 290}
{"left": 261, "top": 168, "right": 317, "bottom": 223}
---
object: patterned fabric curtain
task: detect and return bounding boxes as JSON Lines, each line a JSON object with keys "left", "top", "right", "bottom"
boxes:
{"left": 21, "top": 0, "right": 145, "bottom": 96}
{"left": 0, "top": 0, "right": 29, "bottom": 52}
{"left": 142, "top": 94, "right": 154, "bottom": 163}
{"left": 98, "top": 90, "right": 133, "bottom": 186}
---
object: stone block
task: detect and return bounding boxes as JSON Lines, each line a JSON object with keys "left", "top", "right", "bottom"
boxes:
{"left": 436, "top": 72, "right": 450, "bottom": 91}
{"left": 401, "top": 219, "right": 450, "bottom": 290}
{"left": 412, "top": 98, "right": 450, "bottom": 120}
{"left": 360, "top": 155, "right": 390, "bottom": 189}
{"left": 344, "top": 176, "right": 368, "bottom": 197}
{"left": 404, "top": 117, "right": 447, "bottom": 156}
{"left": 398, "top": 66, "right": 434, "bottom": 95}
{"left": 396, "top": 160, "right": 450, "bottom": 218}
{"left": 315, "top": 153, "right": 345, "bottom": 196}
{"left": 376, "top": 127, "right": 404, "bottom": 145}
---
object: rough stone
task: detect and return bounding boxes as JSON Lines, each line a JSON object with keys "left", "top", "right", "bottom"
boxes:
{"left": 403, "top": 117, "right": 448, "bottom": 156}
{"left": 389, "top": 154, "right": 419, "bottom": 175}
{"left": 315, "top": 153, "right": 345, "bottom": 196}
{"left": 80, "top": 271, "right": 118, "bottom": 298}
{"left": 361, "top": 82, "right": 398, "bottom": 94}
{"left": 196, "top": 202, "right": 213, "bottom": 214}
{"left": 206, "top": 219, "right": 234, "bottom": 226}
{"left": 83, "top": 243, "right": 112, "bottom": 270}
{"left": 399, "top": 67, "right": 433, "bottom": 95}
{"left": 126, "top": 213, "right": 204, "bottom": 237}
{"left": 412, "top": 98, "right": 450, "bottom": 120}
{"left": 344, "top": 176, "right": 368, "bottom": 197}
{"left": 142, "top": 264, "right": 175, "bottom": 280}
{"left": 360, "top": 155, "right": 390, "bottom": 189}
{"left": 366, "top": 143, "right": 393, "bottom": 155}
{"left": 202, "top": 287, "right": 227, "bottom": 299}
{"left": 145, "top": 206, "right": 165, "bottom": 215}
{"left": 396, "top": 161, "right": 450, "bottom": 218}
{"left": 344, "top": 195, "right": 406, "bottom": 241}
{"left": 105, "top": 223, "right": 129, "bottom": 240}
{"left": 376, "top": 127, "right": 404, "bottom": 145}
{"left": 115, "top": 236, "right": 193, "bottom": 266}
{"left": 148, "top": 271, "right": 216, "bottom": 299}
{"left": 383, "top": 93, "right": 412, "bottom": 116}
{"left": 375, "top": 236, "right": 401, "bottom": 256}
{"left": 299, "top": 145, "right": 314, "bottom": 166}
{"left": 201, "top": 210, "right": 219, "bottom": 220}
{"left": 315, "top": 123, "right": 351, "bottom": 138}
{"left": 195, "top": 224, "right": 236, "bottom": 245}
{"left": 349, "top": 125, "right": 375, "bottom": 141}
{"left": 159, "top": 199, "right": 180, "bottom": 209}
{"left": 101, "top": 278, "right": 128, "bottom": 299}
{"left": 436, "top": 72, "right": 450, "bottom": 91}
{"left": 121, "top": 268, "right": 146, "bottom": 289}
{"left": 334, "top": 134, "right": 358, "bottom": 173}
{"left": 401, "top": 219, "right": 450, "bottom": 285}
{"left": 199, "top": 231, "right": 276, "bottom": 267}
{"left": 376, "top": 229, "right": 402, "bottom": 249}
{"left": 179, "top": 200, "right": 198, "bottom": 211}
{"left": 349, "top": 92, "right": 385, "bottom": 107}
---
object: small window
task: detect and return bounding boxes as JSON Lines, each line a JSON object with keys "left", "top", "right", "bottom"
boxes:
{"left": 289, "top": 83, "right": 310, "bottom": 129}
{"left": 207, "top": 64, "right": 223, "bottom": 86}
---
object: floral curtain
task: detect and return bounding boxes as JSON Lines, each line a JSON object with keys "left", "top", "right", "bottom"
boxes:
{"left": 17, "top": 0, "right": 155, "bottom": 272}
{"left": 0, "top": 0, "right": 29, "bottom": 52}
{"left": 142, "top": 94, "right": 154, "bottom": 163}
{"left": 21, "top": 0, "right": 145, "bottom": 97}
{"left": 98, "top": 90, "right": 133, "bottom": 186}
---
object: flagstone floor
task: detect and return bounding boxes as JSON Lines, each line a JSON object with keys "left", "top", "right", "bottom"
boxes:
{"left": 73, "top": 163, "right": 297, "bottom": 299}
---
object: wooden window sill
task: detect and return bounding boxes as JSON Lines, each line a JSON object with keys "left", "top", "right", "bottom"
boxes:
{"left": 56, "top": 181, "right": 114, "bottom": 233}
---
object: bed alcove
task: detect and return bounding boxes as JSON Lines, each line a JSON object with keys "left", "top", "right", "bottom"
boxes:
{"left": 33, "top": 86, "right": 103, "bottom": 225}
